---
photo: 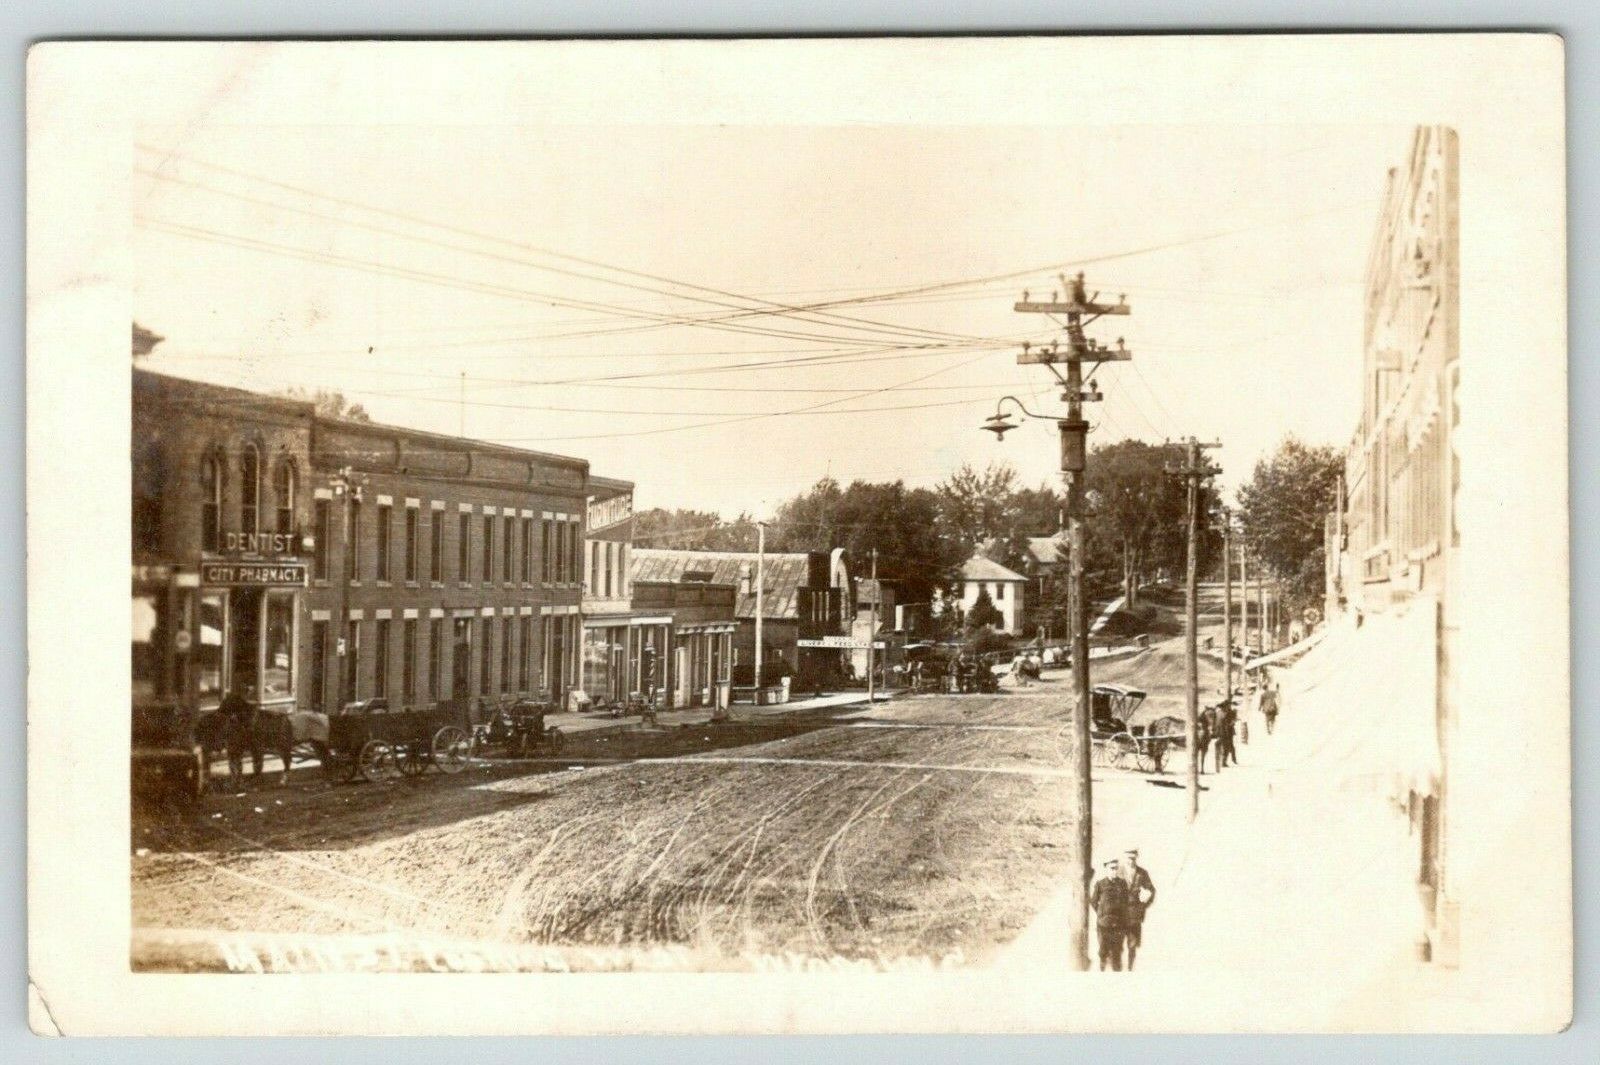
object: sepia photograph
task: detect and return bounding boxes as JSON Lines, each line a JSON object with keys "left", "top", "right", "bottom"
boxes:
{"left": 27, "top": 37, "right": 1569, "bottom": 1035}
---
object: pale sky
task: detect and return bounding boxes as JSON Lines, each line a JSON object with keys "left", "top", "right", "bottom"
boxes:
{"left": 134, "top": 118, "right": 1411, "bottom": 516}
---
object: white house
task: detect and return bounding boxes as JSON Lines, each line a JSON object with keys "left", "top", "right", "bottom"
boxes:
{"left": 956, "top": 555, "right": 1028, "bottom": 634}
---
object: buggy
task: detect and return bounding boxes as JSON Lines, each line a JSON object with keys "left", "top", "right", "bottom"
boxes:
{"left": 1089, "top": 684, "right": 1185, "bottom": 773}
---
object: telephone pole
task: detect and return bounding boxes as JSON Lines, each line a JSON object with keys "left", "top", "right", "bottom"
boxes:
{"left": 1173, "top": 437, "right": 1221, "bottom": 822}
{"left": 1222, "top": 509, "right": 1234, "bottom": 713}
{"left": 867, "top": 547, "right": 879, "bottom": 703}
{"left": 754, "top": 522, "right": 766, "bottom": 695}
{"left": 994, "top": 271, "right": 1131, "bottom": 971}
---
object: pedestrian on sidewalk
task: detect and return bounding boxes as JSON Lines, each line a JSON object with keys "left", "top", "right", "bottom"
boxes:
{"left": 1196, "top": 704, "right": 1217, "bottom": 774}
{"left": 1217, "top": 698, "right": 1239, "bottom": 768}
{"left": 1260, "top": 677, "right": 1279, "bottom": 735}
{"left": 1119, "top": 848, "right": 1157, "bottom": 971}
{"left": 1090, "top": 858, "right": 1131, "bottom": 971}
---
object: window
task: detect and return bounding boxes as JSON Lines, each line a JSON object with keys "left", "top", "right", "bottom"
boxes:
{"left": 374, "top": 618, "right": 391, "bottom": 698}
{"left": 605, "top": 542, "right": 615, "bottom": 598}
{"left": 503, "top": 515, "right": 515, "bottom": 581}
{"left": 404, "top": 508, "right": 419, "bottom": 582}
{"left": 479, "top": 620, "right": 492, "bottom": 695}
{"left": 197, "top": 592, "right": 226, "bottom": 708}
{"left": 518, "top": 616, "right": 532, "bottom": 690}
{"left": 262, "top": 592, "right": 296, "bottom": 702}
{"left": 240, "top": 444, "right": 262, "bottom": 534}
{"left": 343, "top": 620, "right": 360, "bottom": 704}
{"left": 313, "top": 499, "right": 331, "bottom": 579}
{"left": 133, "top": 444, "right": 165, "bottom": 554}
{"left": 995, "top": 583, "right": 1006, "bottom": 602}
{"left": 521, "top": 518, "right": 533, "bottom": 582}
{"left": 590, "top": 541, "right": 599, "bottom": 593}
{"left": 501, "top": 617, "right": 513, "bottom": 694}
{"left": 542, "top": 521, "right": 552, "bottom": 582}
{"left": 310, "top": 620, "right": 329, "bottom": 711}
{"left": 376, "top": 504, "right": 392, "bottom": 581}
{"left": 200, "top": 450, "right": 223, "bottom": 552}
{"left": 482, "top": 513, "right": 494, "bottom": 583}
{"left": 402, "top": 619, "right": 417, "bottom": 701}
{"left": 346, "top": 499, "right": 361, "bottom": 582}
{"left": 428, "top": 618, "right": 443, "bottom": 699}
{"left": 274, "top": 459, "right": 296, "bottom": 532}
{"left": 430, "top": 510, "right": 443, "bottom": 582}
{"left": 569, "top": 522, "right": 581, "bottom": 583}
{"left": 131, "top": 592, "right": 168, "bottom": 702}
{"left": 458, "top": 513, "right": 471, "bottom": 582}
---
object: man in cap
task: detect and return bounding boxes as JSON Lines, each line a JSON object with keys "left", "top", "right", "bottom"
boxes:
{"left": 1089, "top": 857, "right": 1130, "bottom": 971}
{"left": 1119, "top": 848, "right": 1157, "bottom": 970}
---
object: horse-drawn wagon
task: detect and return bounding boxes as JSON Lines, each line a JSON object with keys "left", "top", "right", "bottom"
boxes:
{"left": 321, "top": 698, "right": 474, "bottom": 783}
{"left": 1090, "top": 684, "right": 1184, "bottom": 773}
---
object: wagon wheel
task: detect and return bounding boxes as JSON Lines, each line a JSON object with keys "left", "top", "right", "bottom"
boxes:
{"left": 357, "top": 740, "right": 396, "bottom": 783}
{"left": 542, "top": 726, "right": 565, "bottom": 756}
{"left": 1136, "top": 738, "right": 1168, "bottom": 774}
{"left": 1109, "top": 733, "right": 1141, "bottom": 770}
{"left": 431, "top": 726, "right": 471, "bottom": 775}
{"left": 1090, "top": 737, "right": 1114, "bottom": 770}
{"left": 398, "top": 742, "right": 427, "bottom": 777}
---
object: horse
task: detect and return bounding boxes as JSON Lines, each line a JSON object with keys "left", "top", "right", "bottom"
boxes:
{"left": 196, "top": 707, "right": 329, "bottom": 789}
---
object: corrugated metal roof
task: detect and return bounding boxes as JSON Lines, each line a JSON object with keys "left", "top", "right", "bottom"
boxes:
{"left": 631, "top": 548, "right": 813, "bottom": 620}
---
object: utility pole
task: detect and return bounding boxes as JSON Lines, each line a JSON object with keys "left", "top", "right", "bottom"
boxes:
{"left": 1257, "top": 564, "right": 1268, "bottom": 654}
{"left": 330, "top": 466, "right": 365, "bottom": 709}
{"left": 754, "top": 522, "right": 765, "bottom": 698}
{"left": 866, "top": 547, "right": 879, "bottom": 703}
{"left": 1000, "top": 272, "right": 1131, "bottom": 971}
{"left": 1239, "top": 543, "right": 1250, "bottom": 675}
{"left": 1222, "top": 509, "right": 1234, "bottom": 711}
{"left": 1172, "top": 437, "right": 1221, "bottom": 822}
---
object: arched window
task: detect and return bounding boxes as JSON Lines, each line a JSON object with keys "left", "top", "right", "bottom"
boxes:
{"left": 200, "top": 449, "right": 223, "bottom": 552}
{"left": 274, "top": 457, "right": 297, "bottom": 532}
{"left": 240, "top": 443, "right": 261, "bottom": 534}
{"left": 132, "top": 442, "right": 166, "bottom": 554}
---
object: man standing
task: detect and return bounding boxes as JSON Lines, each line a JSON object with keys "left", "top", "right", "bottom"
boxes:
{"left": 1120, "top": 848, "right": 1157, "bottom": 970}
{"left": 1217, "top": 697, "right": 1239, "bottom": 768}
{"left": 1089, "top": 858, "right": 1130, "bottom": 971}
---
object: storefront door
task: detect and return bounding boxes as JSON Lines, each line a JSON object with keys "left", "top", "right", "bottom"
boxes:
{"left": 452, "top": 618, "right": 472, "bottom": 701}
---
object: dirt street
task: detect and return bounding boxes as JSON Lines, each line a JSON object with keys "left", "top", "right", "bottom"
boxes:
{"left": 133, "top": 630, "right": 1224, "bottom": 973}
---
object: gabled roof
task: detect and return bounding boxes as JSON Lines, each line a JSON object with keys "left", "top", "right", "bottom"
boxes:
{"left": 960, "top": 555, "right": 1027, "bottom": 583}
{"left": 632, "top": 548, "right": 816, "bottom": 621}
{"left": 1026, "top": 536, "right": 1067, "bottom": 565}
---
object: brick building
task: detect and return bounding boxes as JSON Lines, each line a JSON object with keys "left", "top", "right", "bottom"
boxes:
{"left": 132, "top": 369, "right": 593, "bottom": 727}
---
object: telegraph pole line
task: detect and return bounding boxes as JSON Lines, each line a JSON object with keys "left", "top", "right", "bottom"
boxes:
{"left": 996, "top": 271, "right": 1131, "bottom": 972}
{"left": 1172, "top": 437, "right": 1221, "bottom": 822}
{"left": 867, "top": 547, "right": 878, "bottom": 704}
{"left": 1222, "top": 509, "right": 1234, "bottom": 717}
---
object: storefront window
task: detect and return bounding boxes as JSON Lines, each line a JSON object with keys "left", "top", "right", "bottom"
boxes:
{"left": 132, "top": 592, "right": 166, "bottom": 703}
{"left": 583, "top": 627, "right": 612, "bottom": 697}
{"left": 261, "top": 591, "right": 296, "bottom": 702}
{"left": 197, "top": 591, "right": 226, "bottom": 707}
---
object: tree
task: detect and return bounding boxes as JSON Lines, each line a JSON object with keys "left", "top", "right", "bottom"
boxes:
{"left": 1080, "top": 439, "right": 1189, "bottom": 606}
{"left": 634, "top": 507, "right": 759, "bottom": 551}
{"left": 966, "top": 585, "right": 1003, "bottom": 630}
{"left": 276, "top": 386, "right": 372, "bottom": 422}
{"left": 769, "top": 477, "right": 966, "bottom": 604}
{"left": 1235, "top": 436, "right": 1343, "bottom": 617}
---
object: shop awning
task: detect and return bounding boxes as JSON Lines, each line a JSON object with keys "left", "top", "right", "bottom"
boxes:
{"left": 1244, "top": 627, "right": 1329, "bottom": 671}
{"left": 1274, "top": 598, "right": 1442, "bottom": 802}
{"left": 676, "top": 622, "right": 736, "bottom": 635}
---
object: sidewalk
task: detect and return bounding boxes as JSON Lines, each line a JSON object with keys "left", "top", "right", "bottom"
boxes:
{"left": 997, "top": 699, "right": 1430, "bottom": 989}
